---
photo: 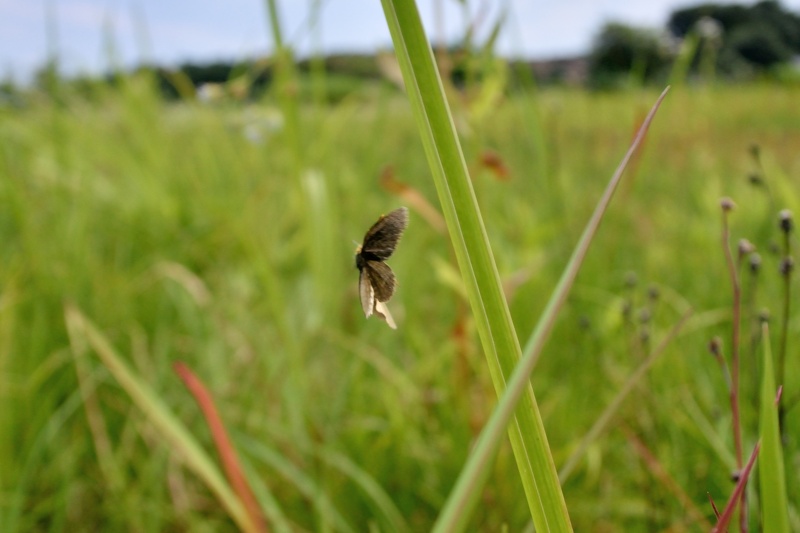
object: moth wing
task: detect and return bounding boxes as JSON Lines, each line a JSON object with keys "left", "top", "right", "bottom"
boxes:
{"left": 361, "top": 207, "right": 409, "bottom": 261}
{"left": 374, "top": 300, "right": 397, "bottom": 329}
{"left": 359, "top": 268, "right": 375, "bottom": 318}
{"left": 364, "top": 261, "right": 396, "bottom": 303}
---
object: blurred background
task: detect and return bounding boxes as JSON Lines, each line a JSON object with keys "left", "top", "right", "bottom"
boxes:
{"left": 0, "top": 0, "right": 799, "bottom": 531}
{"left": 3, "top": 0, "right": 800, "bottom": 89}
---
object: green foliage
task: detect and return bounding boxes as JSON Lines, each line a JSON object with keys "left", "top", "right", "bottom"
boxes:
{"left": 589, "top": 23, "right": 674, "bottom": 88}
{"left": 668, "top": 0, "right": 800, "bottom": 74}
{"left": 0, "top": 69, "right": 799, "bottom": 530}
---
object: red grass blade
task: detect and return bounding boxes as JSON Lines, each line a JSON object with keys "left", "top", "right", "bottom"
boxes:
{"left": 712, "top": 442, "right": 761, "bottom": 533}
{"left": 174, "top": 362, "right": 267, "bottom": 533}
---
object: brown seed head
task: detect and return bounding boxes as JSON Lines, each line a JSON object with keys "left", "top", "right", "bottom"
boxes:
{"left": 779, "top": 256, "right": 794, "bottom": 277}
{"left": 720, "top": 197, "right": 736, "bottom": 212}
{"left": 747, "top": 172, "right": 762, "bottom": 187}
{"left": 708, "top": 336, "right": 722, "bottom": 357}
{"left": 749, "top": 253, "right": 761, "bottom": 274}
{"left": 738, "top": 238, "right": 755, "bottom": 258}
{"left": 778, "top": 209, "right": 793, "bottom": 234}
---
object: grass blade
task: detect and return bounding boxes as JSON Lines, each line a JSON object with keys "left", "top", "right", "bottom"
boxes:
{"left": 758, "top": 323, "right": 789, "bottom": 533}
{"left": 712, "top": 442, "right": 760, "bottom": 533}
{"left": 559, "top": 309, "right": 690, "bottom": 482}
{"left": 434, "top": 87, "right": 671, "bottom": 532}
{"left": 174, "top": 362, "right": 267, "bottom": 533}
{"left": 63, "top": 305, "right": 256, "bottom": 533}
{"left": 236, "top": 435, "right": 357, "bottom": 533}
{"left": 380, "top": 1, "right": 570, "bottom": 530}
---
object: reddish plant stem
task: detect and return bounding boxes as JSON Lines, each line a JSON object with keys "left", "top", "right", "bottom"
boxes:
{"left": 711, "top": 442, "right": 761, "bottom": 533}
{"left": 777, "top": 229, "right": 792, "bottom": 433}
{"left": 721, "top": 207, "right": 746, "bottom": 532}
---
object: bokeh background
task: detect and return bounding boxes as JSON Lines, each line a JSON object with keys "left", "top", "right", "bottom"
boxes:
{"left": 1, "top": 1, "right": 799, "bottom": 531}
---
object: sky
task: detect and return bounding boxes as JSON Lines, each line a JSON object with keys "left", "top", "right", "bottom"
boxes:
{"left": 1, "top": 0, "right": 799, "bottom": 83}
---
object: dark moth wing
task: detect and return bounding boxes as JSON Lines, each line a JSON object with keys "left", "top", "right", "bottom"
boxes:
{"left": 356, "top": 207, "right": 407, "bottom": 328}
{"left": 362, "top": 260, "right": 396, "bottom": 302}
{"left": 360, "top": 207, "right": 409, "bottom": 261}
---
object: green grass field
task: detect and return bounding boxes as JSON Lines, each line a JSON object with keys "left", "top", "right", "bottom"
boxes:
{"left": 0, "top": 70, "right": 798, "bottom": 531}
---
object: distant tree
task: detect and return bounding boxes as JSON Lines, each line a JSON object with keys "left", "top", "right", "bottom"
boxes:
{"left": 0, "top": 73, "right": 23, "bottom": 107}
{"left": 667, "top": 0, "right": 800, "bottom": 73}
{"left": 728, "top": 23, "right": 794, "bottom": 65}
{"left": 180, "top": 62, "right": 236, "bottom": 85}
{"left": 668, "top": 3, "right": 750, "bottom": 37}
{"left": 589, "top": 23, "right": 674, "bottom": 88}
{"left": 33, "top": 58, "right": 61, "bottom": 96}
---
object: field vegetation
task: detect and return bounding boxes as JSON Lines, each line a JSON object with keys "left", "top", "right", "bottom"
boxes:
{"left": 0, "top": 2, "right": 798, "bottom": 531}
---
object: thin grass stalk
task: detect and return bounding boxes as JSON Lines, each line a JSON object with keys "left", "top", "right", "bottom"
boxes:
{"left": 263, "top": 0, "right": 301, "bottom": 164}
{"left": 520, "top": 89, "right": 670, "bottom": 369}
{"left": 379, "top": 1, "right": 569, "bottom": 530}
{"left": 262, "top": 0, "right": 318, "bottom": 452}
{"left": 434, "top": 87, "right": 670, "bottom": 532}
{"left": 720, "top": 199, "right": 746, "bottom": 531}
{"left": 776, "top": 209, "right": 793, "bottom": 432}
{"left": 620, "top": 425, "right": 713, "bottom": 530}
{"left": 559, "top": 309, "right": 690, "bottom": 482}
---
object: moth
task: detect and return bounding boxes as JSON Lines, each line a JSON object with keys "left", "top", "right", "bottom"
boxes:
{"left": 355, "top": 207, "right": 409, "bottom": 329}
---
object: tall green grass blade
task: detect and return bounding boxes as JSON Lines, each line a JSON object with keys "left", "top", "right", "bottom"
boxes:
{"left": 669, "top": 33, "right": 699, "bottom": 87}
{"left": 263, "top": 0, "right": 301, "bottom": 164}
{"left": 758, "top": 323, "right": 789, "bottom": 532}
{"left": 380, "top": 1, "right": 570, "bottom": 530}
{"left": 520, "top": 87, "right": 671, "bottom": 368}
{"left": 435, "top": 87, "right": 670, "bottom": 532}
{"left": 63, "top": 305, "right": 256, "bottom": 533}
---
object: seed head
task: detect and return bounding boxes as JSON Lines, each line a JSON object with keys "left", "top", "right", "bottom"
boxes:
{"left": 738, "top": 238, "right": 755, "bottom": 258}
{"left": 708, "top": 336, "right": 722, "bottom": 357}
{"left": 720, "top": 197, "right": 736, "bottom": 212}
{"left": 647, "top": 285, "right": 660, "bottom": 302}
{"left": 749, "top": 253, "right": 761, "bottom": 274}
{"left": 778, "top": 209, "right": 793, "bottom": 234}
{"left": 779, "top": 256, "right": 794, "bottom": 277}
{"left": 747, "top": 172, "right": 763, "bottom": 187}
{"left": 748, "top": 143, "right": 760, "bottom": 161}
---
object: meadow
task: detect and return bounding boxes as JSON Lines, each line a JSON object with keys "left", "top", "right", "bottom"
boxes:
{"left": 0, "top": 56, "right": 798, "bottom": 530}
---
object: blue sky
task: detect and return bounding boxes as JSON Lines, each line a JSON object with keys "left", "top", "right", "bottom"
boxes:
{"left": 2, "top": 0, "right": 799, "bottom": 82}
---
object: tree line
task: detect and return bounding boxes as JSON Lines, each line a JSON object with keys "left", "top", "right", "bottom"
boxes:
{"left": 3, "top": 0, "right": 798, "bottom": 104}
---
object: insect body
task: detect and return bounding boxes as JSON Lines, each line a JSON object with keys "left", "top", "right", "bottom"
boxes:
{"left": 355, "top": 207, "right": 408, "bottom": 329}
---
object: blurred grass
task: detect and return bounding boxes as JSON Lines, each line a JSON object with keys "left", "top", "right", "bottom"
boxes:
{"left": 0, "top": 75, "right": 798, "bottom": 530}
